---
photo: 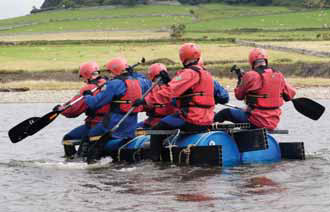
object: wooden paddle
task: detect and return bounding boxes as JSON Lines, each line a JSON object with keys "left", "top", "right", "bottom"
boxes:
{"left": 8, "top": 86, "right": 100, "bottom": 143}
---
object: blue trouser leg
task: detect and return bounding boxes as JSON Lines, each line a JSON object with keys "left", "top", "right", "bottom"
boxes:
{"left": 214, "top": 108, "right": 249, "bottom": 123}
{"left": 63, "top": 124, "right": 90, "bottom": 157}
{"left": 137, "top": 121, "right": 149, "bottom": 129}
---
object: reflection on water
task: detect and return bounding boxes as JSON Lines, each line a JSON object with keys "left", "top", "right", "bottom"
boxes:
{"left": 0, "top": 101, "right": 329, "bottom": 212}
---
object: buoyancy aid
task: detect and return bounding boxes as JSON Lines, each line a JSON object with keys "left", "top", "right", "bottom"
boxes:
{"left": 111, "top": 75, "right": 143, "bottom": 113}
{"left": 245, "top": 68, "right": 284, "bottom": 110}
{"left": 147, "top": 103, "right": 176, "bottom": 118}
{"left": 176, "top": 65, "right": 215, "bottom": 115}
{"left": 86, "top": 77, "right": 110, "bottom": 126}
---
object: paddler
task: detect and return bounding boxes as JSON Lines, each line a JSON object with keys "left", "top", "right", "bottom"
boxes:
{"left": 214, "top": 48, "right": 296, "bottom": 130}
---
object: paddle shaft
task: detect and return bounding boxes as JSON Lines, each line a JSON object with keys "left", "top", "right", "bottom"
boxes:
{"left": 110, "top": 77, "right": 162, "bottom": 133}
{"left": 225, "top": 97, "right": 324, "bottom": 120}
{"left": 59, "top": 86, "right": 99, "bottom": 112}
{"left": 224, "top": 103, "right": 242, "bottom": 110}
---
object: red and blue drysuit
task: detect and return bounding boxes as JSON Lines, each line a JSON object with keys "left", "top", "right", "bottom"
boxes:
{"left": 61, "top": 77, "right": 109, "bottom": 156}
{"left": 137, "top": 83, "right": 177, "bottom": 129}
{"left": 138, "top": 79, "right": 229, "bottom": 129}
{"left": 214, "top": 67, "right": 296, "bottom": 130}
{"left": 144, "top": 65, "right": 217, "bottom": 160}
{"left": 84, "top": 72, "right": 151, "bottom": 140}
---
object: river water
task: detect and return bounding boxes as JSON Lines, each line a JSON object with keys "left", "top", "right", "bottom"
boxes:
{"left": 0, "top": 101, "right": 329, "bottom": 212}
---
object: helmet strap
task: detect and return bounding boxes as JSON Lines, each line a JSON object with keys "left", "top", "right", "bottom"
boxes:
{"left": 183, "top": 59, "right": 198, "bottom": 68}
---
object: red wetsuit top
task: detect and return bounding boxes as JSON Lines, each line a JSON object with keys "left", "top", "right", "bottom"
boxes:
{"left": 145, "top": 65, "right": 215, "bottom": 126}
{"left": 61, "top": 77, "right": 109, "bottom": 127}
{"left": 235, "top": 67, "right": 296, "bottom": 130}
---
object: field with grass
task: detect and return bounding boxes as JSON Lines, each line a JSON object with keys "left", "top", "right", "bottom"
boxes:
{"left": 1, "top": 43, "right": 330, "bottom": 72}
{"left": 0, "top": 3, "right": 330, "bottom": 91}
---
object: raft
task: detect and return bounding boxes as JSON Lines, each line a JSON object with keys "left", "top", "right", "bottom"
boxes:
{"left": 84, "top": 124, "right": 305, "bottom": 167}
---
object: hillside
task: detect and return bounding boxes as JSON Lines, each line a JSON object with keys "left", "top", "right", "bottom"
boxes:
{"left": 1, "top": 3, "right": 330, "bottom": 88}
{"left": 39, "top": 0, "right": 329, "bottom": 9}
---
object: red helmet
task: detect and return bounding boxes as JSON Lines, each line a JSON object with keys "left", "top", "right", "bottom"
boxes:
{"left": 148, "top": 63, "right": 167, "bottom": 81}
{"left": 105, "top": 58, "right": 128, "bottom": 76}
{"left": 249, "top": 48, "right": 268, "bottom": 67}
{"left": 179, "top": 43, "right": 201, "bottom": 64}
{"left": 79, "top": 62, "right": 100, "bottom": 80}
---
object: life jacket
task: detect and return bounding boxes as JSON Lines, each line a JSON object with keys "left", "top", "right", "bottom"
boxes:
{"left": 245, "top": 67, "right": 284, "bottom": 110}
{"left": 111, "top": 75, "right": 143, "bottom": 114}
{"left": 175, "top": 65, "right": 215, "bottom": 116}
{"left": 145, "top": 84, "right": 176, "bottom": 118}
{"left": 86, "top": 77, "right": 110, "bottom": 126}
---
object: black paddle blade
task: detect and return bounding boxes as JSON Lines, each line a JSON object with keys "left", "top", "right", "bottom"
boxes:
{"left": 27, "top": 111, "right": 60, "bottom": 136}
{"left": 292, "top": 97, "right": 325, "bottom": 120}
{"left": 8, "top": 117, "right": 40, "bottom": 143}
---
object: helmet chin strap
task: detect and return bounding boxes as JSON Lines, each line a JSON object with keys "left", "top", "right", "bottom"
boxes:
{"left": 253, "top": 59, "right": 268, "bottom": 69}
{"left": 183, "top": 59, "right": 199, "bottom": 68}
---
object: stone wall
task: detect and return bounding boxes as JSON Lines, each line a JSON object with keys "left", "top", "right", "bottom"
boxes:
{"left": 235, "top": 39, "right": 330, "bottom": 57}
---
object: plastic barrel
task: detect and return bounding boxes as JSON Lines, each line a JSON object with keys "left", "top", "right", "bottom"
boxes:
{"left": 174, "top": 131, "right": 241, "bottom": 167}
{"left": 241, "top": 134, "right": 281, "bottom": 164}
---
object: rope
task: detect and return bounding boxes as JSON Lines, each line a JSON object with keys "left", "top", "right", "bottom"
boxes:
{"left": 117, "top": 136, "right": 143, "bottom": 162}
{"left": 165, "top": 129, "right": 180, "bottom": 164}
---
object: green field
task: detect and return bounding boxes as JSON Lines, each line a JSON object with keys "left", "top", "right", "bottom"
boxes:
{"left": 1, "top": 3, "right": 330, "bottom": 81}
{"left": 1, "top": 43, "right": 329, "bottom": 72}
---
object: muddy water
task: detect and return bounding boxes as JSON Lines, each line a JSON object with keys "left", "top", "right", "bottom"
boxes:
{"left": 0, "top": 101, "right": 329, "bottom": 212}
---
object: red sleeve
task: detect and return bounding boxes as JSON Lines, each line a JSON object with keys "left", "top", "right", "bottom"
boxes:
{"left": 282, "top": 78, "right": 296, "bottom": 100}
{"left": 234, "top": 71, "right": 262, "bottom": 100}
{"left": 61, "top": 95, "right": 88, "bottom": 118}
{"left": 80, "top": 84, "right": 98, "bottom": 96}
{"left": 145, "top": 69, "right": 200, "bottom": 105}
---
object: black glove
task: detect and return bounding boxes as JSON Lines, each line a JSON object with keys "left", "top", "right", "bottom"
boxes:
{"left": 159, "top": 71, "right": 171, "bottom": 84}
{"left": 52, "top": 104, "right": 62, "bottom": 112}
{"left": 231, "top": 65, "right": 244, "bottom": 80}
{"left": 282, "top": 93, "right": 291, "bottom": 102}
{"left": 83, "top": 90, "right": 93, "bottom": 96}
{"left": 132, "top": 98, "right": 146, "bottom": 107}
{"left": 85, "top": 108, "right": 95, "bottom": 117}
{"left": 231, "top": 65, "right": 244, "bottom": 86}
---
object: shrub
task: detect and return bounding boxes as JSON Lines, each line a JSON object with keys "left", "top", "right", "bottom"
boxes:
{"left": 169, "top": 24, "right": 186, "bottom": 39}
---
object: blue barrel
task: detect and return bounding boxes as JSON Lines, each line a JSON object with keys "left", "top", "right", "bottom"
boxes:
{"left": 102, "top": 131, "right": 281, "bottom": 166}
{"left": 124, "top": 135, "right": 150, "bottom": 149}
{"left": 103, "top": 138, "right": 125, "bottom": 153}
{"left": 241, "top": 134, "right": 281, "bottom": 164}
{"left": 103, "top": 136, "right": 150, "bottom": 153}
{"left": 174, "top": 131, "right": 241, "bottom": 167}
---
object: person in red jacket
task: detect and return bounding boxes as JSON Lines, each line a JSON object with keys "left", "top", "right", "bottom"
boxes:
{"left": 214, "top": 48, "right": 296, "bottom": 130}
{"left": 54, "top": 61, "right": 109, "bottom": 158}
{"left": 137, "top": 63, "right": 176, "bottom": 129}
{"left": 133, "top": 43, "right": 215, "bottom": 161}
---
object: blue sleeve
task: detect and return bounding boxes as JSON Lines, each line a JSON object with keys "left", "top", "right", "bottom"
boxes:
{"left": 85, "top": 79, "right": 126, "bottom": 110}
{"left": 214, "top": 80, "right": 229, "bottom": 104}
{"left": 131, "top": 72, "right": 152, "bottom": 94}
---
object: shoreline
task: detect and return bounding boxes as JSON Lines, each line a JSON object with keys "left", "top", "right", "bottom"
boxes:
{"left": 1, "top": 87, "right": 329, "bottom": 103}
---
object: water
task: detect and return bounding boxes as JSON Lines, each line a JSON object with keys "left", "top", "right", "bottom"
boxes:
{"left": 0, "top": 101, "right": 329, "bottom": 212}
